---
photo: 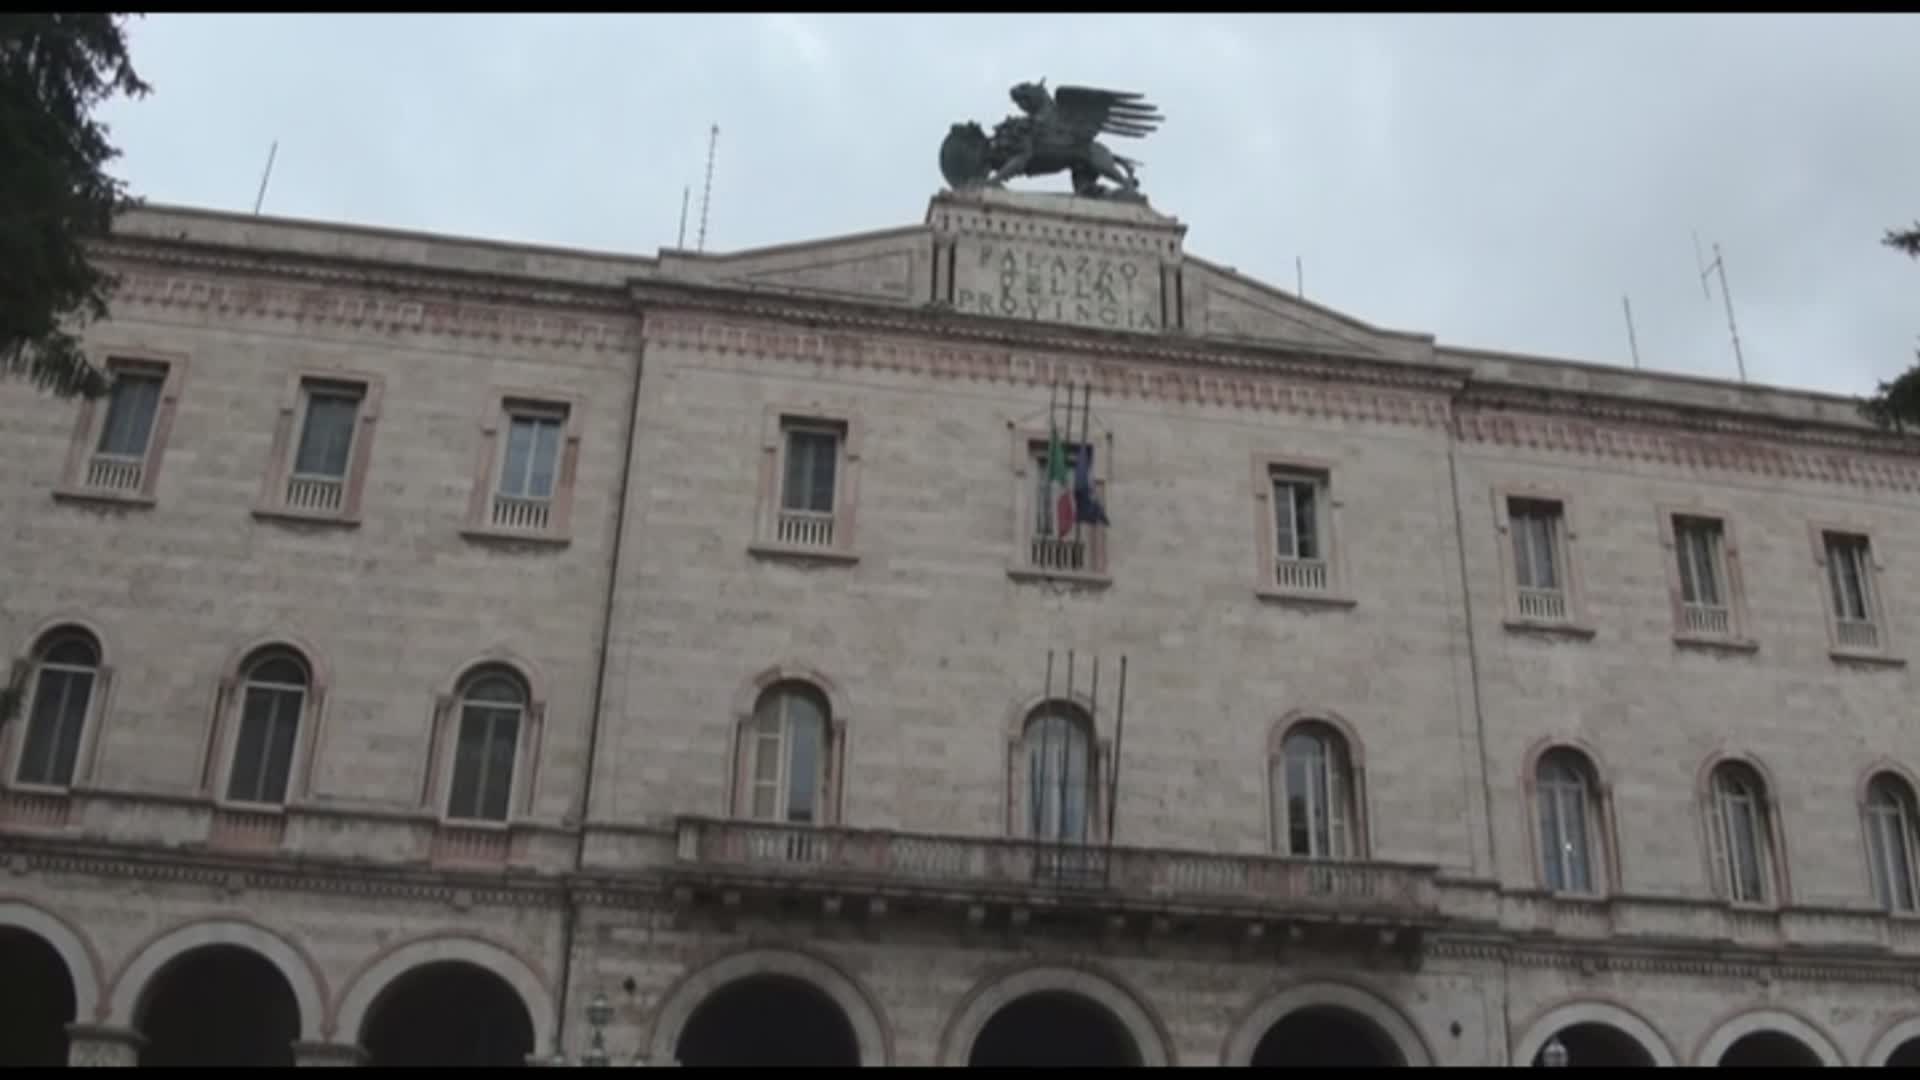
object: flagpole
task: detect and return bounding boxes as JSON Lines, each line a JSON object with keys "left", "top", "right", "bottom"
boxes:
{"left": 1074, "top": 381, "right": 1091, "bottom": 551}
{"left": 1107, "top": 655, "right": 1128, "bottom": 850}
{"left": 1040, "top": 649, "right": 1054, "bottom": 845}
{"left": 1062, "top": 649, "right": 1076, "bottom": 854}
{"left": 1088, "top": 654, "right": 1101, "bottom": 859}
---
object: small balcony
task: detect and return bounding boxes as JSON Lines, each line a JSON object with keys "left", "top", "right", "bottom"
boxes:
{"left": 666, "top": 817, "right": 1439, "bottom": 939}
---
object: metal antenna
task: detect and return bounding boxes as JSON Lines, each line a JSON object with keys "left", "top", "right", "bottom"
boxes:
{"left": 1295, "top": 256, "right": 1304, "bottom": 300}
{"left": 676, "top": 186, "right": 690, "bottom": 249}
{"left": 696, "top": 123, "right": 719, "bottom": 253}
{"left": 1621, "top": 295, "right": 1642, "bottom": 370}
{"left": 252, "top": 140, "right": 279, "bottom": 215}
{"left": 1692, "top": 231, "right": 1748, "bottom": 382}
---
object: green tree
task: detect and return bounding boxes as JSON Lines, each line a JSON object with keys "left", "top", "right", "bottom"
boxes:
{"left": 1858, "top": 222, "right": 1920, "bottom": 431}
{"left": 0, "top": 14, "right": 149, "bottom": 728}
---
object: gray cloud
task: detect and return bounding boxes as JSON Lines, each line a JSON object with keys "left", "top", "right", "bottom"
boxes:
{"left": 99, "top": 14, "right": 1920, "bottom": 398}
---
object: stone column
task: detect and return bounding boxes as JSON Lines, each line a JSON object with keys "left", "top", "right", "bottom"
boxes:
{"left": 65, "top": 1023, "right": 144, "bottom": 1067}
{"left": 293, "top": 1041, "right": 368, "bottom": 1067}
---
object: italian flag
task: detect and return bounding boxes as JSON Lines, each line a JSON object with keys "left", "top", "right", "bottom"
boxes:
{"left": 1045, "top": 421, "right": 1076, "bottom": 537}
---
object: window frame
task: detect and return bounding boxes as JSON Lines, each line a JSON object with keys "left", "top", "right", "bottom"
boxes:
{"left": 1250, "top": 454, "right": 1353, "bottom": 608}
{"left": 1006, "top": 698, "right": 1107, "bottom": 844}
{"left": 1809, "top": 522, "right": 1900, "bottom": 664}
{"left": 728, "top": 666, "right": 849, "bottom": 828}
{"left": 750, "top": 406, "right": 862, "bottom": 564}
{"left": 1523, "top": 742, "right": 1620, "bottom": 898}
{"left": 1265, "top": 712, "right": 1369, "bottom": 860}
{"left": 1699, "top": 756, "right": 1790, "bottom": 908}
{"left": 2, "top": 625, "right": 113, "bottom": 797}
{"left": 463, "top": 390, "right": 583, "bottom": 545}
{"left": 421, "top": 659, "right": 547, "bottom": 832}
{"left": 1007, "top": 424, "right": 1111, "bottom": 586}
{"left": 1860, "top": 767, "right": 1920, "bottom": 915}
{"left": 1492, "top": 486, "right": 1594, "bottom": 637}
{"left": 732, "top": 681, "right": 841, "bottom": 827}
{"left": 254, "top": 369, "right": 385, "bottom": 526}
{"left": 197, "top": 640, "right": 329, "bottom": 814}
{"left": 54, "top": 353, "right": 189, "bottom": 508}
{"left": 1657, "top": 506, "right": 1755, "bottom": 651}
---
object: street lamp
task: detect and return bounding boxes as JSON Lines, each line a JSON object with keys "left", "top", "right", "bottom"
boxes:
{"left": 581, "top": 992, "right": 614, "bottom": 1068}
{"left": 1541, "top": 1037, "right": 1570, "bottom": 1068}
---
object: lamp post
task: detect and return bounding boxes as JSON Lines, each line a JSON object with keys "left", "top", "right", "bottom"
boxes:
{"left": 1541, "top": 1036, "right": 1570, "bottom": 1068}
{"left": 580, "top": 992, "right": 614, "bottom": 1068}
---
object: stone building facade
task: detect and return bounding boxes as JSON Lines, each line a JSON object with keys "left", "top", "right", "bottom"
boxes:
{"left": 2, "top": 186, "right": 1919, "bottom": 1067}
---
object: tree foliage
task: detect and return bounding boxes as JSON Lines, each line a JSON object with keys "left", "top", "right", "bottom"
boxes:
{"left": 0, "top": 13, "right": 151, "bottom": 402}
{"left": 1859, "top": 222, "right": 1920, "bottom": 431}
{"left": 0, "top": 15, "right": 147, "bottom": 731}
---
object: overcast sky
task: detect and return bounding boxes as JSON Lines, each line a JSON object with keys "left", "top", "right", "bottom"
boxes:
{"left": 100, "top": 14, "right": 1919, "bottom": 399}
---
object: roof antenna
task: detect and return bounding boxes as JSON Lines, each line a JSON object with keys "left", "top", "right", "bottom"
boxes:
{"left": 1295, "top": 255, "right": 1304, "bottom": 300}
{"left": 697, "top": 123, "right": 719, "bottom": 253}
{"left": 252, "top": 139, "right": 278, "bottom": 215}
{"left": 676, "top": 185, "right": 690, "bottom": 249}
{"left": 1621, "top": 294, "right": 1643, "bottom": 370}
{"left": 1692, "top": 231, "right": 1748, "bottom": 383}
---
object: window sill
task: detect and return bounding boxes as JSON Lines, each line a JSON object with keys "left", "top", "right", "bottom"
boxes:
{"left": 461, "top": 526, "right": 572, "bottom": 549}
{"left": 1255, "top": 586, "right": 1357, "bottom": 610}
{"left": 1502, "top": 618, "right": 1597, "bottom": 641}
{"left": 1007, "top": 565, "right": 1112, "bottom": 590}
{"left": 748, "top": 541, "right": 860, "bottom": 566}
{"left": 51, "top": 486, "right": 156, "bottom": 510}
{"left": 252, "top": 506, "right": 361, "bottom": 529}
{"left": 1673, "top": 633, "right": 1759, "bottom": 655}
{"left": 1830, "top": 648, "right": 1906, "bottom": 669}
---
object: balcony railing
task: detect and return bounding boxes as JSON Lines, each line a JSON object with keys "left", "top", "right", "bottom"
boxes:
{"left": 671, "top": 817, "right": 1437, "bottom": 920}
{"left": 1836, "top": 618, "right": 1880, "bottom": 651}
{"left": 286, "top": 473, "right": 345, "bottom": 513}
{"left": 1030, "top": 536, "right": 1089, "bottom": 574}
{"left": 1273, "top": 557, "right": 1329, "bottom": 593}
{"left": 1517, "top": 587, "right": 1567, "bottom": 622}
{"left": 491, "top": 493, "right": 553, "bottom": 532}
{"left": 775, "top": 509, "right": 836, "bottom": 549}
{"left": 1681, "top": 602, "right": 1731, "bottom": 637}
{"left": 84, "top": 453, "right": 145, "bottom": 493}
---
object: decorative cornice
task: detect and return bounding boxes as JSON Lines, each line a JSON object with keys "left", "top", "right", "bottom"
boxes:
{"left": 94, "top": 237, "right": 641, "bottom": 354}
{"left": 1426, "top": 932, "right": 1920, "bottom": 987}
{"left": 641, "top": 304, "right": 1457, "bottom": 428}
{"left": 1456, "top": 384, "right": 1920, "bottom": 492}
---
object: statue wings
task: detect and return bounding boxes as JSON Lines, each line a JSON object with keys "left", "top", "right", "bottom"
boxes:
{"left": 1051, "top": 86, "right": 1164, "bottom": 142}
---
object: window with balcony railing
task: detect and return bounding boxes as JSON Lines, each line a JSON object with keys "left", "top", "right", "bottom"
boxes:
{"left": 1823, "top": 532, "right": 1881, "bottom": 651}
{"left": 86, "top": 367, "right": 164, "bottom": 494}
{"left": 285, "top": 382, "right": 362, "bottom": 513}
{"left": 1674, "top": 515, "right": 1734, "bottom": 637}
{"left": 1270, "top": 473, "right": 1329, "bottom": 592}
{"left": 1027, "top": 442, "right": 1102, "bottom": 575}
{"left": 777, "top": 424, "right": 840, "bottom": 549}
{"left": 492, "top": 409, "right": 563, "bottom": 532}
{"left": 1508, "top": 498, "right": 1568, "bottom": 622}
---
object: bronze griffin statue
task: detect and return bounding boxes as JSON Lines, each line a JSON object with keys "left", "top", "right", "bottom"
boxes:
{"left": 940, "top": 79, "right": 1165, "bottom": 202}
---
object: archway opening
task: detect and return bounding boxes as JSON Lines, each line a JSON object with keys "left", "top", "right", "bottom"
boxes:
{"left": 361, "top": 961, "right": 536, "bottom": 1067}
{"left": 1530, "top": 1022, "right": 1656, "bottom": 1067}
{"left": 1251, "top": 1005, "right": 1405, "bottom": 1067}
{"left": 1886, "top": 1037, "right": 1920, "bottom": 1067}
{"left": 1718, "top": 1030, "right": 1823, "bottom": 1068}
{"left": 0, "top": 927, "right": 77, "bottom": 1066}
{"left": 675, "top": 974, "right": 859, "bottom": 1066}
{"left": 969, "top": 990, "right": 1141, "bottom": 1067}
{"left": 135, "top": 945, "right": 300, "bottom": 1066}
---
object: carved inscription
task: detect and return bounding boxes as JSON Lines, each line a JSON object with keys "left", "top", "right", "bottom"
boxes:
{"left": 953, "top": 241, "right": 1161, "bottom": 333}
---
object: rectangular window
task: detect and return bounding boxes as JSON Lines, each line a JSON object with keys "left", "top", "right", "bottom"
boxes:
{"left": 280, "top": 381, "right": 364, "bottom": 515}
{"left": 770, "top": 422, "right": 842, "bottom": 549}
{"left": 1270, "top": 471, "right": 1329, "bottom": 592}
{"left": 95, "top": 369, "right": 164, "bottom": 459}
{"left": 499, "top": 412, "right": 563, "bottom": 500}
{"left": 1824, "top": 532, "right": 1879, "bottom": 650}
{"left": 448, "top": 703, "right": 520, "bottom": 823}
{"left": 1509, "top": 498, "right": 1568, "bottom": 621}
{"left": 1029, "top": 441, "right": 1095, "bottom": 573}
{"left": 1673, "top": 515, "right": 1730, "bottom": 635}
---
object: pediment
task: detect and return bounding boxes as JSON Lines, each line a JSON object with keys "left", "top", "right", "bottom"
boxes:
{"left": 1181, "top": 258, "right": 1398, "bottom": 359}
{"left": 656, "top": 227, "right": 929, "bottom": 306}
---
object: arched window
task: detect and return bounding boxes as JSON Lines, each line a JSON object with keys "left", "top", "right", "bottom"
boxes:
{"left": 740, "top": 682, "right": 832, "bottom": 825}
{"left": 1706, "top": 761, "right": 1778, "bottom": 905}
{"left": 448, "top": 667, "right": 528, "bottom": 823}
{"left": 224, "top": 649, "right": 310, "bottom": 805}
{"left": 1535, "top": 749, "right": 1603, "bottom": 894}
{"left": 13, "top": 628, "right": 102, "bottom": 788}
{"left": 1864, "top": 773, "right": 1920, "bottom": 913}
{"left": 1272, "top": 721, "right": 1357, "bottom": 859}
{"left": 1023, "top": 702, "right": 1096, "bottom": 843}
